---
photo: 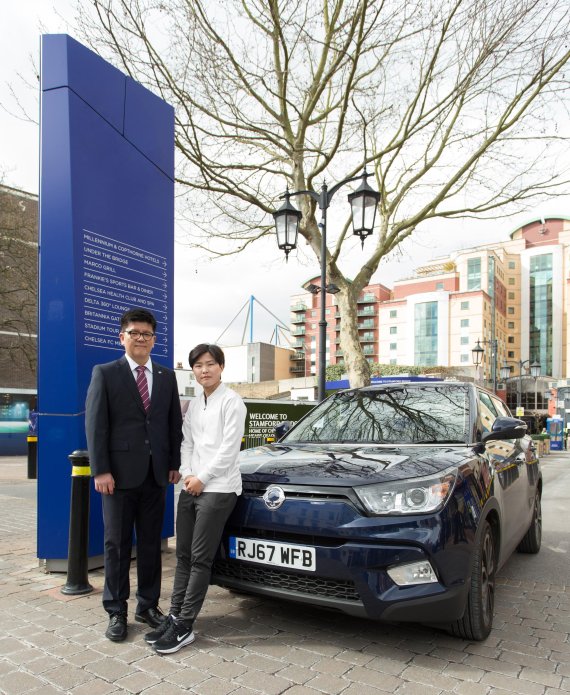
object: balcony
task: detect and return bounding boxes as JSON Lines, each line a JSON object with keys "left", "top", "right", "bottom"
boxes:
{"left": 290, "top": 351, "right": 305, "bottom": 361}
{"left": 291, "top": 303, "right": 308, "bottom": 312}
{"left": 363, "top": 346, "right": 376, "bottom": 355}
{"left": 358, "top": 320, "right": 375, "bottom": 329}
{"left": 357, "top": 293, "right": 376, "bottom": 304}
{"left": 290, "top": 365, "right": 305, "bottom": 374}
{"left": 292, "top": 339, "right": 305, "bottom": 348}
{"left": 357, "top": 308, "right": 375, "bottom": 317}
{"left": 291, "top": 313, "right": 306, "bottom": 324}
{"left": 292, "top": 327, "right": 306, "bottom": 336}
{"left": 360, "top": 333, "right": 375, "bottom": 343}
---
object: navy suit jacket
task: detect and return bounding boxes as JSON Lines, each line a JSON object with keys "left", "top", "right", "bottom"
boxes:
{"left": 85, "top": 356, "right": 182, "bottom": 489}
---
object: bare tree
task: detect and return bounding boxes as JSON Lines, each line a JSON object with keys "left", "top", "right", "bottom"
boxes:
{"left": 0, "top": 185, "right": 38, "bottom": 384}
{"left": 77, "top": 0, "right": 570, "bottom": 387}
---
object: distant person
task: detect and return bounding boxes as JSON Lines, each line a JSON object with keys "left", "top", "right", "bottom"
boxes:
{"left": 145, "top": 343, "right": 246, "bottom": 654}
{"left": 85, "top": 308, "right": 183, "bottom": 642}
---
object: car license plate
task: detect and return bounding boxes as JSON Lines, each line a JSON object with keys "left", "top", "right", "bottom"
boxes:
{"left": 229, "top": 536, "right": 316, "bottom": 571}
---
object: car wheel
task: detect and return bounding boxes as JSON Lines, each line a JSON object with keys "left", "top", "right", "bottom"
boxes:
{"left": 517, "top": 490, "right": 542, "bottom": 554}
{"left": 449, "top": 520, "right": 496, "bottom": 641}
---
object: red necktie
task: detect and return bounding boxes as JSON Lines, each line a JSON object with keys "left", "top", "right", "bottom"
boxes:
{"left": 136, "top": 365, "right": 150, "bottom": 412}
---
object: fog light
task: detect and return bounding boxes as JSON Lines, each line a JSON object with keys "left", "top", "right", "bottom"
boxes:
{"left": 387, "top": 561, "right": 438, "bottom": 586}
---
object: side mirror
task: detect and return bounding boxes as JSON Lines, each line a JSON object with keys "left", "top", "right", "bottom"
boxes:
{"left": 482, "top": 416, "right": 527, "bottom": 444}
{"left": 275, "top": 421, "right": 291, "bottom": 440}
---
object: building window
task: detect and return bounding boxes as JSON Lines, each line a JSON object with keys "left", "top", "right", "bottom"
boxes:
{"left": 508, "top": 351, "right": 515, "bottom": 358}
{"left": 467, "top": 257, "right": 481, "bottom": 290}
{"left": 508, "top": 292, "right": 515, "bottom": 300}
{"left": 435, "top": 282, "right": 444, "bottom": 290}
{"left": 508, "top": 261, "right": 516, "bottom": 269}
{"left": 460, "top": 336, "right": 469, "bottom": 345}
{"left": 390, "top": 358, "right": 397, "bottom": 365}
{"left": 460, "top": 354, "right": 469, "bottom": 363}
{"left": 507, "top": 307, "right": 514, "bottom": 315}
{"left": 460, "top": 301, "right": 469, "bottom": 310}
{"left": 389, "top": 326, "right": 397, "bottom": 334}
{"left": 508, "top": 322, "right": 515, "bottom": 329}
{"left": 389, "top": 342, "right": 397, "bottom": 350}
{"left": 508, "top": 277, "right": 515, "bottom": 285}
{"left": 414, "top": 301, "right": 438, "bottom": 366}
{"left": 389, "top": 310, "right": 397, "bottom": 318}
{"left": 508, "top": 336, "right": 514, "bottom": 344}
{"left": 530, "top": 253, "right": 553, "bottom": 375}
{"left": 460, "top": 319, "right": 469, "bottom": 328}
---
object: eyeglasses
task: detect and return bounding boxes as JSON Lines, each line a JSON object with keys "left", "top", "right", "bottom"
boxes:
{"left": 123, "top": 330, "right": 155, "bottom": 341}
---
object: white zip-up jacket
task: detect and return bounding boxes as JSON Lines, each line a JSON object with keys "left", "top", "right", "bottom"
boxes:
{"left": 179, "top": 383, "right": 246, "bottom": 494}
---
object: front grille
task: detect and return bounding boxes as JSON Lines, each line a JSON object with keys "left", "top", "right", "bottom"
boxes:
{"left": 213, "top": 559, "right": 360, "bottom": 602}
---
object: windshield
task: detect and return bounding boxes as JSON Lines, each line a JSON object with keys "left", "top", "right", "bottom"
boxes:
{"left": 284, "top": 385, "right": 470, "bottom": 444}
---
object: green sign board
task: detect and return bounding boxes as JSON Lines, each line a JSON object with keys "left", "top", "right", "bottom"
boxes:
{"left": 242, "top": 399, "right": 316, "bottom": 448}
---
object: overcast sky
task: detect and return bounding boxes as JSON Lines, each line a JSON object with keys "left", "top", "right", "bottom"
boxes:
{"left": 2, "top": 1, "right": 569, "bottom": 367}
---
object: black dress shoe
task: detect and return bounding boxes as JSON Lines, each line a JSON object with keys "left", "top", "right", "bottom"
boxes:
{"left": 135, "top": 606, "right": 166, "bottom": 628}
{"left": 105, "top": 613, "right": 127, "bottom": 642}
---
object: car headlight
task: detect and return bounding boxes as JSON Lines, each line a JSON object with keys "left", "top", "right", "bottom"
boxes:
{"left": 355, "top": 467, "right": 457, "bottom": 515}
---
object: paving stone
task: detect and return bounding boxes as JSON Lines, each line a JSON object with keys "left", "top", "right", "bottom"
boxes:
{"left": 344, "top": 666, "right": 403, "bottom": 691}
{"left": 141, "top": 683, "right": 189, "bottom": 694}
{"left": 43, "top": 664, "right": 95, "bottom": 690}
{"left": 114, "top": 670, "right": 162, "bottom": 692}
{"left": 399, "top": 664, "right": 459, "bottom": 690}
{"left": 0, "top": 669, "right": 47, "bottom": 694}
{"left": 24, "top": 655, "right": 63, "bottom": 674}
{"left": 463, "top": 654, "right": 521, "bottom": 676}
{"left": 236, "top": 669, "right": 294, "bottom": 694}
{"left": 303, "top": 673, "right": 350, "bottom": 694}
{"left": 236, "top": 653, "right": 284, "bottom": 674}
{"left": 165, "top": 666, "right": 208, "bottom": 688}
{"left": 84, "top": 658, "right": 136, "bottom": 681}
{"left": 191, "top": 677, "right": 240, "bottom": 695}
{"left": 489, "top": 668, "right": 550, "bottom": 695}
{"left": 275, "top": 664, "right": 314, "bottom": 684}
{"left": 452, "top": 682, "right": 489, "bottom": 695}
{"left": 134, "top": 654, "right": 184, "bottom": 677}
{"left": 519, "top": 666, "right": 563, "bottom": 688}
{"left": 499, "top": 648, "right": 556, "bottom": 672}
{"left": 69, "top": 679, "right": 120, "bottom": 695}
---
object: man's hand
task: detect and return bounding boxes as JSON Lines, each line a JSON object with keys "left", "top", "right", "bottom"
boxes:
{"left": 168, "top": 470, "right": 181, "bottom": 484}
{"left": 184, "top": 476, "right": 205, "bottom": 497}
{"left": 94, "top": 473, "right": 115, "bottom": 495}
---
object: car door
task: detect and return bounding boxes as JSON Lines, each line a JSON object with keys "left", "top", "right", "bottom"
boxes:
{"left": 491, "top": 394, "right": 537, "bottom": 539}
{"left": 478, "top": 390, "right": 526, "bottom": 557}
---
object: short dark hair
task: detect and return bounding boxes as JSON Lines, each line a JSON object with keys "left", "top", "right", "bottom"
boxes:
{"left": 188, "top": 343, "right": 225, "bottom": 368}
{"left": 120, "top": 308, "right": 157, "bottom": 332}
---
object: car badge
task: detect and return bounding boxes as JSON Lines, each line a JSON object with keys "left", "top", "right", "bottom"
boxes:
{"left": 263, "top": 485, "right": 286, "bottom": 510}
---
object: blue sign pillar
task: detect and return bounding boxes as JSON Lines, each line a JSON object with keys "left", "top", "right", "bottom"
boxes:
{"left": 38, "top": 35, "right": 175, "bottom": 569}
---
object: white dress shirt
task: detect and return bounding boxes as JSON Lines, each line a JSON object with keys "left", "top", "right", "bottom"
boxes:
{"left": 180, "top": 383, "right": 246, "bottom": 494}
{"left": 125, "top": 354, "right": 154, "bottom": 396}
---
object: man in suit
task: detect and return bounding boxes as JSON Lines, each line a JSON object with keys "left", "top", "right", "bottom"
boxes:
{"left": 85, "top": 308, "right": 182, "bottom": 642}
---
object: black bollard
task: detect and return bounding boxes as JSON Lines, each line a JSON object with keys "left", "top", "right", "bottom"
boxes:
{"left": 61, "top": 450, "right": 93, "bottom": 595}
{"left": 27, "top": 435, "right": 37, "bottom": 479}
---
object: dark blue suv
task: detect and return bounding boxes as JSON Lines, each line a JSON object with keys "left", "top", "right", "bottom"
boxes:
{"left": 212, "top": 382, "right": 542, "bottom": 640}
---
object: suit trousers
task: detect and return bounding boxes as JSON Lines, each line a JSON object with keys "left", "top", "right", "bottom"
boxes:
{"left": 102, "top": 465, "right": 166, "bottom": 615}
{"left": 170, "top": 490, "right": 237, "bottom": 626}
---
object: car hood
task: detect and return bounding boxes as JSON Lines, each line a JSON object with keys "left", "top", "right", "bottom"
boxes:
{"left": 238, "top": 442, "right": 470, "bottom": 486}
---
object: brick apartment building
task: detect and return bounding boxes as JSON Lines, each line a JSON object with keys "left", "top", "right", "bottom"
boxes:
{"left": 289, "top": 216, "right": 569, "bottom": 410}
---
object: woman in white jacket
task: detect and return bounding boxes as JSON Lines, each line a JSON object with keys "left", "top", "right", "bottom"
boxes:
{"left": 145, "top": 343, "right": 246, "bottom": 654}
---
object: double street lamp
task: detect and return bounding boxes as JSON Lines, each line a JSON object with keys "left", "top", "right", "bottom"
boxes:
{"left": 500, "top": 358, "right": 541, "bottom": 410}
{"left": 272, "top": 170, "right": 380, "bottom": 402}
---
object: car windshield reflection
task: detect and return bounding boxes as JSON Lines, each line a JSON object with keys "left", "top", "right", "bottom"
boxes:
{"left": 284, "top": 385, "right": 469, "bottom": 445}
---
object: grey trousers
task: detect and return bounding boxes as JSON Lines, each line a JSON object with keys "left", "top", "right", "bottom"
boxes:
{"left": 170, "top": 489, "right": 237, "bottom": 625}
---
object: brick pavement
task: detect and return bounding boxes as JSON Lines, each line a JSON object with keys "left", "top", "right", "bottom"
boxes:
{"left": 0, "top": 454, "right": 569, "bottom": 694}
